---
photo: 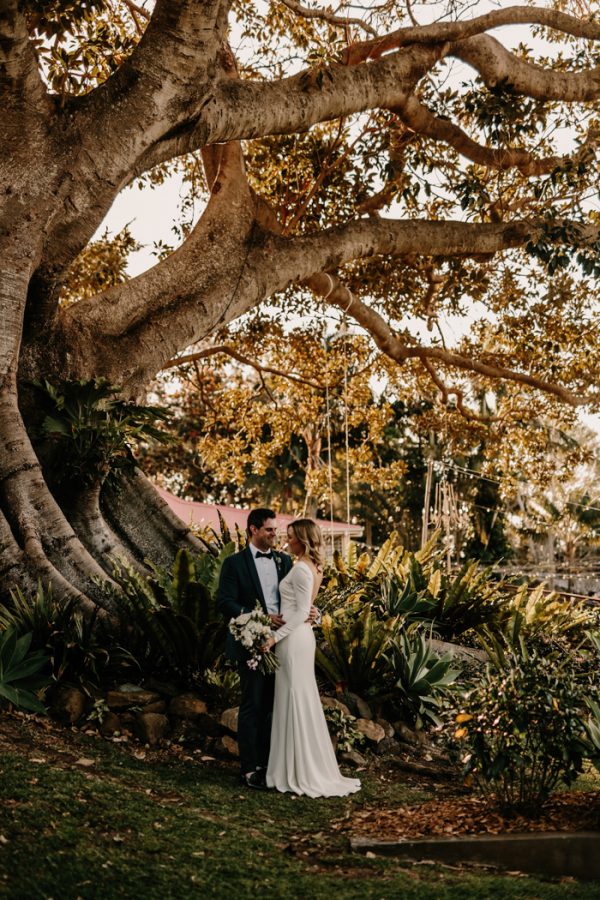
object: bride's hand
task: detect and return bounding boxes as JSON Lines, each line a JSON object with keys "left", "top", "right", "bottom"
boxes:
{"left": 262, "top": 636, "right": 275, "bottom": 652}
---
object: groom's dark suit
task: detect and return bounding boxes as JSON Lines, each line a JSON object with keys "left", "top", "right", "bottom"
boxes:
{"left": 217, "top": 546, "right": 292, "bottom": 775}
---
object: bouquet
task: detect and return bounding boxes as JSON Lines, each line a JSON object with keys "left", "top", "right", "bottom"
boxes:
{"left": 229, "top": 604, "right": 280, "bottom": 675}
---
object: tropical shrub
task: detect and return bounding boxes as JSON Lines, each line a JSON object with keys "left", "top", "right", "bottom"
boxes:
{"left": 386, "top": 626, "right": 462, "bottom": 728}
{"left": 429, "top": 561, "right": 506, "bottom": 640}
{"left": 315, "top": 604, "right": 399, "bottom": 696}
{"left": 505, "top": 583, "right": 596, "bottom": 639}
{"left": 453, "top": 639, "right": 591, "bottom": 814}
{"left": 31, "top": 377, "right": 169, "bottom": 487}
{"left": 0, "top": 627, "right": 50, "bottom": 714}
{"left": 0, "top": 583, "right": 120, "bottom": 693}
{"left": 202, "top": 667, "right": 241, "bottom": 710}
{"left": 103, "top": 546, "right": 233, "bottom": 685}
{"left": 323, "top": 531, "right": 506, "bottom": 639}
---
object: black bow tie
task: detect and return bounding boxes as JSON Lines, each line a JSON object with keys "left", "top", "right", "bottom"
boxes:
{"left": 255, "top": 551, "right": 273, "bottom": 560}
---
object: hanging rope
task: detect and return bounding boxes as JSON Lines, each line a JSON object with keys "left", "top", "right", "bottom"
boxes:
{"left": 325, "top": 381, "right": 335, "bottom": 552}
{"left": 342, "top": 321, "right": 351, "bottom": 525}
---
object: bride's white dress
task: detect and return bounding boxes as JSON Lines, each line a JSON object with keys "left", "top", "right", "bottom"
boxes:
{"left": 266, "top": 561, "right": 361, "bottom": 798}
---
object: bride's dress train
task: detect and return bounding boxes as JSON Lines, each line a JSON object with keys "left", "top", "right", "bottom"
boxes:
{"left": 266, "top": 561, "right": 361, "bottom": 798}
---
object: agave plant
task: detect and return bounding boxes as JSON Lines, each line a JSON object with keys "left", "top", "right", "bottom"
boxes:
{"left": 0, "top": 627, "right": 50, "bottom": 714}
{"left": 389, "top": 626, "right": 461, "bottom": 728}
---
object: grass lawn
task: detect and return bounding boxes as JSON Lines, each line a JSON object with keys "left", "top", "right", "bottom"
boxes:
{"left": 1, "top": 714, "right": 599, "bottom": 900}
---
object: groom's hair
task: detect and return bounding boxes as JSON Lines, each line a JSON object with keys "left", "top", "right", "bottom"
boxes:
{"left": 247, "top": 508, "right": 276, "bottom": 534}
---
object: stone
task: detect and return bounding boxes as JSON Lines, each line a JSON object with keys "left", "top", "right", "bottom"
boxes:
{"left": 429, "top": 638, "right": 487, "bottom": 666}
{"left": 194, "top": 713, "right": 223, "bottom": 738}
{"left": 143, "top": 677, "right": 180, "bottom": 698}
{"left": 395, "top": 722, "right": 428, "bottom": 746}
{"left": 355, "top": 718, "right": 385, "bottom": 744}
{"left": 374, "top": 736, "right": 401, "bottom": 757}
{"left": 220, "top": 707, "right": 239, "bottom": 733}
{"left": 99, "top": 712, "right": 122, "bottom": 736}
{"left": 320, "top": 696, "right": 352, "bottom": 717}
{"left": 134, "top": 713, "right": 169, "bottom": 746}
{"left": 343, "top": 692, "right": 373, "bottom": 720}
{"left": 339, "top": 749, "right": 367, "bottom": 767}
{"left": 219, "top": 735, "right": 239, "bottom": 757}
{"left": 51, "top": 685, "right": 86, "bottom": 724}
{"left": 106, "top": 686, "right": 162, "bottom": 709}
{"left": 141, "top": 700, "right": 167, "bottom": 715}
{"left": 374, "top": 717, "right": 395, "bottom": 739}
{"left": 169, "top": 694, "right": 208, "bottom": 718}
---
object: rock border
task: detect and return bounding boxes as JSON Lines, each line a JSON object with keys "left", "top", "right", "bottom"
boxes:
{"left": 351, "top": 831, "right": 600, "bottom": 880}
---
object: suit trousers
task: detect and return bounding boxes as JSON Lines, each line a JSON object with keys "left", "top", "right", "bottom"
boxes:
{"left": 237, "top": 662, "right": 275, "bottom": 774}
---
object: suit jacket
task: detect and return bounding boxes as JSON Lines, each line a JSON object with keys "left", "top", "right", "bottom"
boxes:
{"left": 217, "top": 546, "right": 293, "bottom": 662}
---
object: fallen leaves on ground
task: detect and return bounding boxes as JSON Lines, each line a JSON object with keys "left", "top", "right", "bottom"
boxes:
{"left": 340, "top": 793, "right": 600, "bottom": 840}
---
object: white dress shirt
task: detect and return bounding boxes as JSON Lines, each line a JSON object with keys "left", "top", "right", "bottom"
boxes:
{"left": 250, "top": 545, "right": 280, "bottom": 615}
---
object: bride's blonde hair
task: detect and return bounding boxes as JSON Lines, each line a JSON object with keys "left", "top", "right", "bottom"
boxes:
{"left": 290, "top": 518, "right": 325, "bottom": 571}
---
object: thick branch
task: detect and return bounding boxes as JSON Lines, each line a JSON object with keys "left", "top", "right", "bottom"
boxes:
{"left": 40, "top": 0, "right": 225, "bottom": 272}
{"left": 392, "top": 95, "right": 562, "bottom": 175}
{"left": 0, "top": 2, "right": 48, "bottom": 120}
{"left": 56, "top": 143, "right": 258, "bottom": 389}
{"left": 171, "top": 43, "right": 444, "bottom": 146}
{"left": 451, "top": 35, "right": 600, "bottom": 102}
{"left": 344, "top": 6, "right": 600, "bottom": 65}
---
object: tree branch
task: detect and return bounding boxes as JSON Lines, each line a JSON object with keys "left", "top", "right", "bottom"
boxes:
{"left": 391, "top": 94, "right": 562, "bottom": 175}
{"left": 279, "top": 0, "right": 377, "bottom": 37}
{"left": 162, "top": 344, "right": 324, "bottom": 389}
{"left": 40, "top": 0, "right": 225, "bottom": 272}
{"left": 343, "top": 6, "right": 600, "bottom": 65}
{"left": 307, "top": 271, "right": 592, "bottom": 407}
{"left": 451, "top": 35, "right": 600, "bottom": 103}
{"left": 190, "top": 43, "right": 444, "bottom": 145}
{"left": 57, "top": 142, "right": 258, "bottom": 390}
{"left": 420, "top": 358, "right": 498, "bottom": 422}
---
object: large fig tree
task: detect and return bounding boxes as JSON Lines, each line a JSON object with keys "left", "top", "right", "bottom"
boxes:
{"left": 1, "top": 0, "right": 599, "bottom": 608}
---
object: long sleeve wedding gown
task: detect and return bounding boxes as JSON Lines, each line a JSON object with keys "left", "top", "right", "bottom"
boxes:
{"left": 266, "top": 561, "right": 361, "bottom": 798}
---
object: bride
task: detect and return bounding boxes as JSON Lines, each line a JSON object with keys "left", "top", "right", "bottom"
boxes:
{"left": 263, "top": 518, "right": 361, "bottom": 798}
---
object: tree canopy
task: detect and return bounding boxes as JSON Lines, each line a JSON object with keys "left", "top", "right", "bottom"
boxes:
{"left": 0, "top": 0, "right": 599, "bottom": 606}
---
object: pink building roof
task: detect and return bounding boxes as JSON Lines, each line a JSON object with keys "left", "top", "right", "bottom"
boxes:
{"left": 156, "top": 486, "right": 363, "bottom": 538}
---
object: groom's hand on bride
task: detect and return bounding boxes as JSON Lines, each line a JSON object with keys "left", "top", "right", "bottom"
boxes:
{"left": 269, "top": 613, "right": 285, "bottom": 629}
{"left": 306, "top": 606, "right": 321, "bottom": 626}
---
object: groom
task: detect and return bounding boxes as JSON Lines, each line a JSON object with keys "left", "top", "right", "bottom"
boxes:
{"left": 217, "top": 508, "right": 293, "bottom": 788}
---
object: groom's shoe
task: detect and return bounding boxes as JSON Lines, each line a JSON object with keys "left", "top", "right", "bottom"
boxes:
{"left": 239, "top": 770, "right": 267, "bottom": 790}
